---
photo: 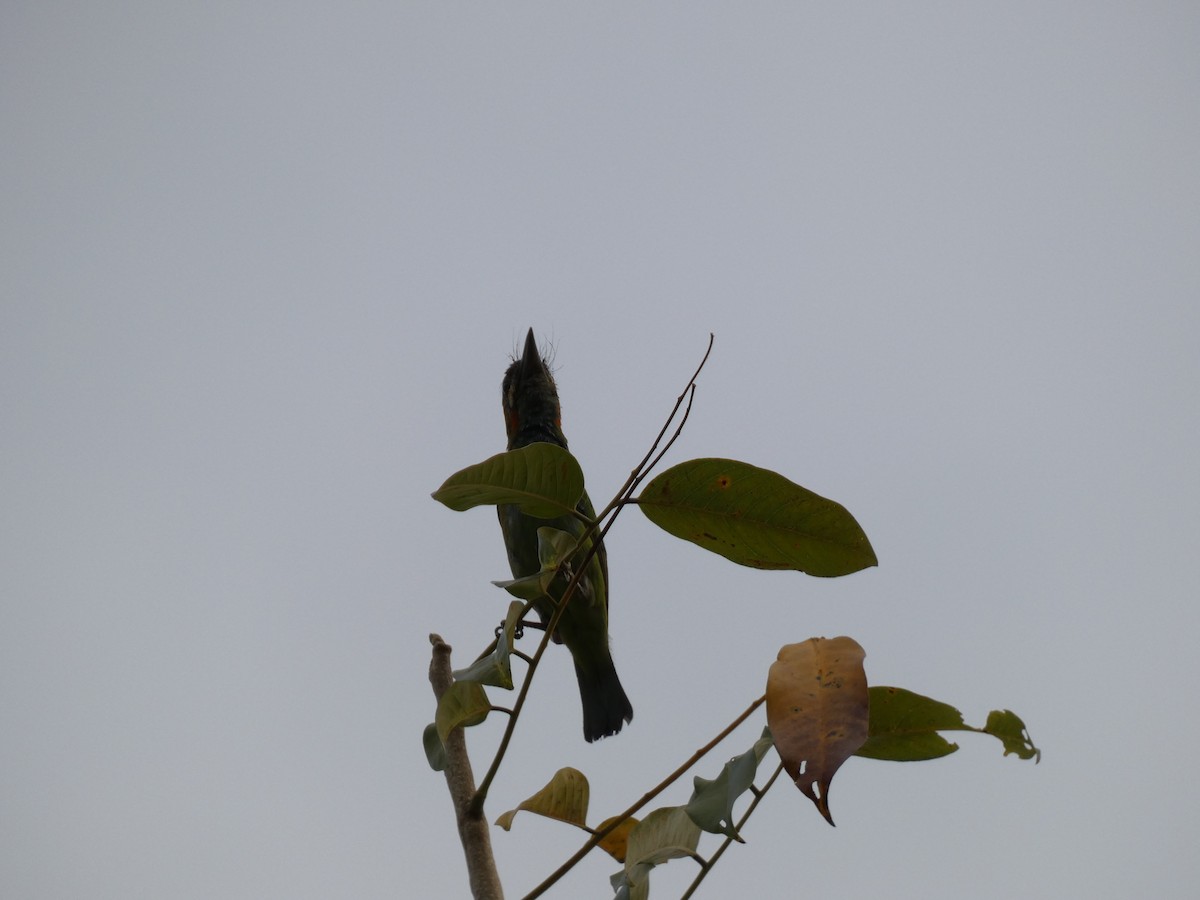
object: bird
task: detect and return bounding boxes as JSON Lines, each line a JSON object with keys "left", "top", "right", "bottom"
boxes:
{"left": 497, "top": 328, "right": 633, "bottom": 741}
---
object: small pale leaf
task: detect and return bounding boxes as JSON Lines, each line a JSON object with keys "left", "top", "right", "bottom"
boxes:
{"left": 766, "top": 637, "right": 869, "bottom": 825}
{"left": 491, "top": 572, "right": 548, "bottom": 601}
{"left": 623, "top": 806, "right": 702, "bottom": 888}
{"left": 492, "top": 526, "right": 579, "bottom": 600}
{"left": 432, "top": 444, "right": 584, "bottom": 519}
{"left": 536, "top": 525, "right": 580, "bottom": 565}
{"left": 494, "top": 767, "right": 590, "bottom": 831}
{"left": 451, "top": 601, "right": 523, "bottom": 689}
{"left": 685, "top": 728, "right": 775, "bottom": 840}
{"left": 609, "top": 869, "right": 645, "bottom": 900}
{"left": 637, "top": 458, "right": 877, "bottom": 576}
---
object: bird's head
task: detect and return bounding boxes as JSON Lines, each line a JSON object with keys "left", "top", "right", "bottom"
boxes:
{"left": 502, "top": 329, "right": 564, "bottom": 448}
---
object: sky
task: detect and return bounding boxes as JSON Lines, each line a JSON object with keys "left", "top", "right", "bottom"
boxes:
{"left": 3, "top": 3, "right": 1198, "bottom": 898}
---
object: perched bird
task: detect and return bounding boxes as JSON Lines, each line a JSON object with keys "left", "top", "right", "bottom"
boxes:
{"left": 498, "top": 329, "right": 633, "bottom": 741}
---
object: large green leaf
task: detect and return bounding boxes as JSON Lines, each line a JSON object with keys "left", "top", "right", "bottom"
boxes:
{"left": 856, "top": 686, "right": 964, "bottom": 761}
{"left": 431, "top": 443, "right": 584, "bottom": 519}
{"left": 636, "top": 458, "right": 877, "bottom": 577}
{"left": 856, "top": 686, "right": 1041, "bottom": 762}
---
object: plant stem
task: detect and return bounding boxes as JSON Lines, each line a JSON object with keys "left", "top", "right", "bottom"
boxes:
{"left": 429, "top": 634, "right": 505, "bottom": 899}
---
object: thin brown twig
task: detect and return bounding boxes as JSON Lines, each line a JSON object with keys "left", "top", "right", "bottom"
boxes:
{"left": 587, "top": 333, "right": 713, "bottom": 556}
{"left": 634, "top": 333, "right": 714, "bottom": 479}
{"left": 633, "top": 382, "right": 697, "bottom": 493}
{"left": 522, "top": 694, "right": 766, "bottom": 900}
{"left": 679, "top": 761, "right": 786, "bottom": 900}
{"left": 602, "top": 333, "right": 714, "bottom": 519}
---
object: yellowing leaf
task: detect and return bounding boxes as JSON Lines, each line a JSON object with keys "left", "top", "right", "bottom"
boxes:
{"left": 595, "top": 814, "right": 639, "bottom": 863}
{"left": 434, "top": 680, "right": 490, "bottom": 744}
{"left": 637, "top": 458, "right": 877, "bottom": 576}
{"left": 766, "top": 637, "right": 869, "bottom": 825}
{"left": 494, "top": 767, "right": 590, "bottom": 831}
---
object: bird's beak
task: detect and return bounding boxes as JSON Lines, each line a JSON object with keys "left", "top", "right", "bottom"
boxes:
{"left": 520, "top": 328, "right": 544, "bottom": 379}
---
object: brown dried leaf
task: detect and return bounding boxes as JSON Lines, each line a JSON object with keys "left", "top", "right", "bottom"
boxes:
{"left": 766, "top": 637, "right": 869, "bottom": 825}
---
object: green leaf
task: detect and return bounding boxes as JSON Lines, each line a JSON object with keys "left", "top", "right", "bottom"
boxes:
{"left": 856, "top": 687, "right": 1041, "bottom": 763}
{"left": 636, "top": 458, "right": 877, "bottom": 577}
{"left": 490, "top": 571, "right": 548, "bottom": 602}
{"left": 451, "top": 601, "right": 523, "bottom": 689}
{"left": 535, "top": 525, "right": 582, "bottom": 566}
{"left": 856, "top": 686, "right": 964, "bottom": 761}
{"left": 684, "top": 729, "right": 774, "bottom": 840}
{"left": 434, "top": 680, "right": 490, "bottom": 743}
{"left": 984, "top": 709, "right": 1041, "bottom": 762}
{"left": 492, "top": 527, "right": 579, "bottom": 600}
{"left": 422, "top": 722, "right": 447, "bottom": 772}
{"left": 432, "top": 443, "right": 584, "bottom": 519}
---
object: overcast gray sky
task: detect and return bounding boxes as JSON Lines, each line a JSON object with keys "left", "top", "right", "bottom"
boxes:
{"left": 3, "top": 3, "right": 1198, "bottom": 898}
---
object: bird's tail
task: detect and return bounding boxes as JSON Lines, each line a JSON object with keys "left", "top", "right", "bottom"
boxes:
{"left": 575, "top": 660, "right": 634, "bottom": 742}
